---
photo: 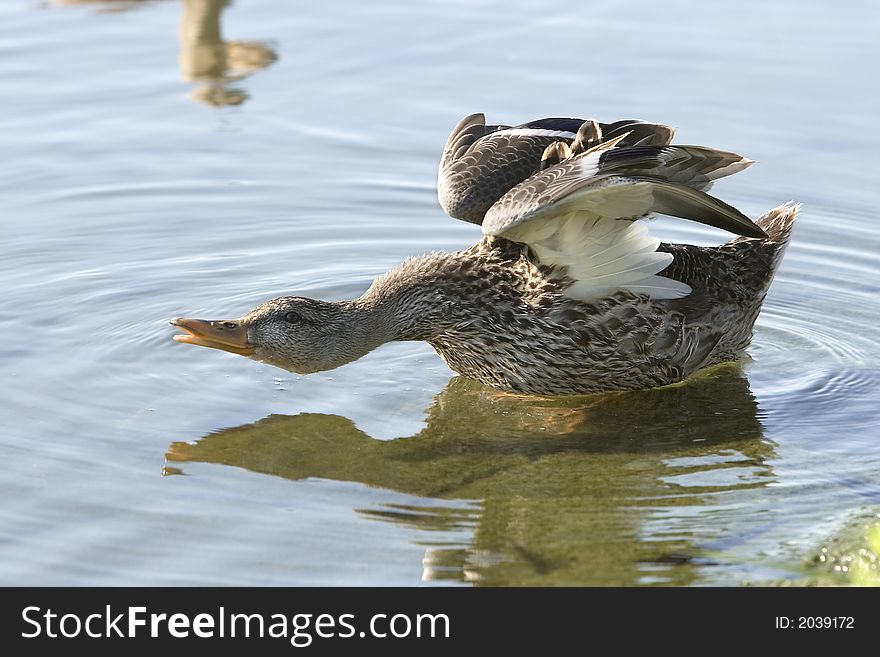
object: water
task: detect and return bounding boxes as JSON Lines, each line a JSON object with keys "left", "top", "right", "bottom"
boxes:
{"left": 1, "top": 0, "right": 879, "bottom": 585}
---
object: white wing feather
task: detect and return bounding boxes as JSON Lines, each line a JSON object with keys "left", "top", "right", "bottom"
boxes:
{"left": 494, "top": 181, "right": 692, "bottom": 301}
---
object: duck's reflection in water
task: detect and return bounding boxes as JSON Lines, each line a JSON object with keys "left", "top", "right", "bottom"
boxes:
{"left": 179, "top": 0, "right": 277, "bottom": 106}
{"left": 168, "top": 364, "right": 775, "bottom": 585}
{"left": 55, "top": 0, "right": 277, "bottom": 106}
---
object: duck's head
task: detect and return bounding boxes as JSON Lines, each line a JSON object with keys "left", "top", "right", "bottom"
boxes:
{"left": 171, "top": 296, "right": 383, "bottom": 375}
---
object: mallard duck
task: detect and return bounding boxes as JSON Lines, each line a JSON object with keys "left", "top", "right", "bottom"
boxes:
{"left": 171, "top": 113, "right": 798, "bottom": 395}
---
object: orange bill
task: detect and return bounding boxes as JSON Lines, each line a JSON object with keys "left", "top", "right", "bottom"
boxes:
{"left": 170, "top": 317, "right": 254, "bottom": 356}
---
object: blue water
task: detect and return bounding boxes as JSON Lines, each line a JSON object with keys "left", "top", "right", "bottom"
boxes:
{"left": 0, "top": 0, "right": 878, "bottom": 585}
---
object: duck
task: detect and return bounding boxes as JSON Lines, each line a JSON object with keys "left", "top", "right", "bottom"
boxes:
{"left": 171, "top": 113, "right": 798, "bottom": 396}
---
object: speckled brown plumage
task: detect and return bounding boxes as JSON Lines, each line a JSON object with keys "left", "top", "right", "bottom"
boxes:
{"left": 355, "top": 204, "right": 796, "bottom": 395}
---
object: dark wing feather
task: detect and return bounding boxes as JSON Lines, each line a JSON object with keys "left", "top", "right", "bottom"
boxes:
{"left": 438, "top": 114, "right": 565, "bottom": 224}
{"left": 600, "top": 120, "right": 675, "bottom": 146}
{"left": 483, "top": 143, "right": 765, "bottom": 238}
{"left": 519, "top": 117, "right": 586, "bottom": 133}
{"left": 437, "top": 113, "right": 720, "bottom": 226}
{"left": 482, "top": 142, "right": 630, "bottom": 229}
{"left": 440, "top": 113, "right": 507, "bottom": 170}
{"left": 600, "top": 145, "right": 754, "bottom": 189}
{"left": 522, "top": 118, "right": 675, "bottom": 147}
{"left": 640, "top": 178, "right": 766, "bottom": 237}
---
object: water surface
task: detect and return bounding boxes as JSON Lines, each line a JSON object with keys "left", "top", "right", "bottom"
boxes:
{"left": 1, "top": 0, "right": 879, "bottom": 585}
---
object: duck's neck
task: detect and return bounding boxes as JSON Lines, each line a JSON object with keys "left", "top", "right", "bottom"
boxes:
{"left": 351, "top": 251, "right": 465, "bottom": 343}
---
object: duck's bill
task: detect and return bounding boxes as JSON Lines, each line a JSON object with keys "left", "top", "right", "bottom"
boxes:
{"left": 170, "top": 317, "right": 255, "bottom": 356}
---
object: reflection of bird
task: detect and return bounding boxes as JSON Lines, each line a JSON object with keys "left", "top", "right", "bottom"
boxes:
{"left": 171, "top": 115, "right": 798, "bottom": 394}
{"left": 179, "top": 0, "right": 277, "bottom": 106}
{"left": 167, "top": 365, "right": 773, "bottom": 585}
{"left": 54, "top": 0, "right": 276, "bottom": 106}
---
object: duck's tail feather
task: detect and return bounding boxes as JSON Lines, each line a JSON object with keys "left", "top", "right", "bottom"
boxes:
{"left": 731, "top": 201, "right": 799, "bottom": 267}
{"left": 751, "top": 201, "right": 800, "bottom": 244}
{"left": 681, "top": 202, "right": 800, "bottom": 358}
{"left": 721, "top": 202, "right": 800, "bottom": 308}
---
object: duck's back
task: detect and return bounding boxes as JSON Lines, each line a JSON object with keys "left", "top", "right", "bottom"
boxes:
{"left": 427, "top": 204, "right": 797, "bottom": 396}
{"left": 657, "top": 203, "right": 797, "bottom": 362}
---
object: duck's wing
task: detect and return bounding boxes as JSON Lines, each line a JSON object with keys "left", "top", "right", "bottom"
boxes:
{"left": 438, "top": 113, "right": 574, "bottom": 225}
{"left": 482, "top": 140, "right": 763, "bottom": 301}
{"left": 438, "top": 113, "right": 676, "bottom": 225}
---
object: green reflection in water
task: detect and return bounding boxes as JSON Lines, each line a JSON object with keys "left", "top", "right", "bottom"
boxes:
{"left": 168, "top": 364, "right": 775, "bottom": 585}
{"left": 797, "top": 517, "right": 880, "bottom": 587}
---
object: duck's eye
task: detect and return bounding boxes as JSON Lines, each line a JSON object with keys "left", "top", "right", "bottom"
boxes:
{"left": 284, "top": 311, "right": 302, "bottom": 324}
